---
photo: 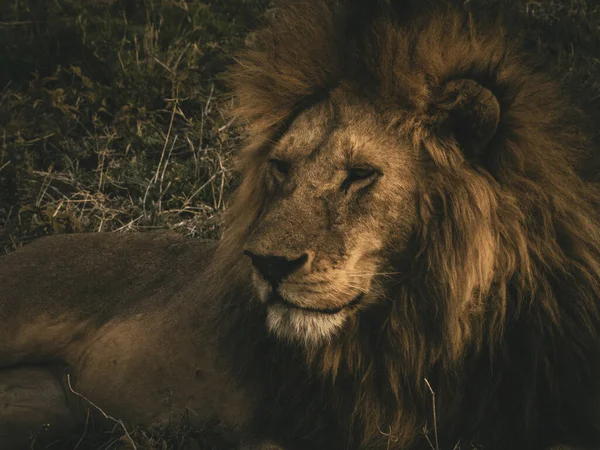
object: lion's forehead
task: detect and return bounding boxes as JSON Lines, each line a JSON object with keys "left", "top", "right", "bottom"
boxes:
{"left": 276, "top": 102, "right": 408, "bottom": 171}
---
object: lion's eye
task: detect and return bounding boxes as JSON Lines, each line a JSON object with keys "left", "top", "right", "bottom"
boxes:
{"left": 341, "top": 167, "right": 380, "bottom": 193}
{"left": 269, "top": 158, "right": 291, "bottom": 180}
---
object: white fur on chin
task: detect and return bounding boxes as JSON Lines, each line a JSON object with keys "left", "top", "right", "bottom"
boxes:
{"left": 266, "top": 303, "right": 347, "bottom": 346}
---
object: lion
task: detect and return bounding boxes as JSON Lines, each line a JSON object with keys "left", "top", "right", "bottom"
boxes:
{"left": 2, "top": 0, "right": 600, "bottom": 449}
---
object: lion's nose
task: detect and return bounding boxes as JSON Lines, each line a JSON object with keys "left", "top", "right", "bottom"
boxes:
{"left": 243, "top": 250, "right": 309, "bottom": 286}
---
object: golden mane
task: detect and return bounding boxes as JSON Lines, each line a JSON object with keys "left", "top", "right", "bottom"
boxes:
{"left": 214, "top": 0, "right": 600, "bottom": 448}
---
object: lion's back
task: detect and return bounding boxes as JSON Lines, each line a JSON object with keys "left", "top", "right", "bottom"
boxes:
{"left": 0, "top": 232, "right": 217, "bottom": 321}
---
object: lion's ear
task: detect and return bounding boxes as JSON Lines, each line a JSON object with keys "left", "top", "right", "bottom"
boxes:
{"left": 431, "top": 79, "right": 500, "bottom": 158}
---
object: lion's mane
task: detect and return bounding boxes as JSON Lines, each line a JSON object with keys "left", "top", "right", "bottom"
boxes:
{"left": 211, "top": 1, "right": 600, "bottom": 448}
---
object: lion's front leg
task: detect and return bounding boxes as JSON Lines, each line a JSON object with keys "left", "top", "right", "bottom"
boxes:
{"left": 0, "top": 364, "right": 82, "bottom": 449}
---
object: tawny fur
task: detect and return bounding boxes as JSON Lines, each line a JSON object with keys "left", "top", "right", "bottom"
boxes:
{"left": 1, "top": 1, "right": 600, "bottom": 450}
{"left": 219, "top": 0, "right": 600, "bottom": 448}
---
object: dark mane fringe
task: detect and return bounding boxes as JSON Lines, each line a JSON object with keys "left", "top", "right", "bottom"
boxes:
{"left": 212, "top": 0, "right": 600, "bottom": 448}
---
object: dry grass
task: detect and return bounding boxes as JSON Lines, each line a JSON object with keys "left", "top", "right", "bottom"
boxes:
{"left": 0, "top": 0, "right": 269, "bottom": 253}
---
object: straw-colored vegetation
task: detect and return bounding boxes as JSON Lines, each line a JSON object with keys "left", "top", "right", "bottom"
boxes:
{"left": 1, "top": 0, "right": 268, "bottom": 254}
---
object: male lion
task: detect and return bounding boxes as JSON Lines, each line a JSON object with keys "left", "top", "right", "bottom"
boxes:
{"left": 2, "top": 0, "right": 600, "bottom": 449}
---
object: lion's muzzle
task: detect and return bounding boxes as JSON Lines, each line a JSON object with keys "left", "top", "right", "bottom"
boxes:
{"left": 268, "top": 289, "right": 363, "bottom": 315}
{"left": 243, "top": 250, "right": 310, "bottom": 287}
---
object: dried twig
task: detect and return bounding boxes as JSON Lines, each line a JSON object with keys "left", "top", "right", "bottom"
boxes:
{"left": 74, "top": 408, "right": 91, "bottom": 450}
{"left": 66, "top": 373, "right": 137, "bottom": 449}
{"left": 424, "top": 378, "right": 440, "bottom": 450}
{"left": 378, "top": 425, "right": 399, "bottom": 450}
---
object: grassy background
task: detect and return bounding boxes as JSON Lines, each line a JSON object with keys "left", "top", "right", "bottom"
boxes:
{"left": 0, "top": 0, "right": 269, "bottom": 253}
{"left": 1, "top": 0, "right": 600, "bottom": 254}
{"left": 0, "top": 0, "right": 599, "bottom": 448}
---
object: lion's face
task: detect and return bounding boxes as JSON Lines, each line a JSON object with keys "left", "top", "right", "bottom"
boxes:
{"left": 243, "top": 98, "right": 419, "bottom": 345}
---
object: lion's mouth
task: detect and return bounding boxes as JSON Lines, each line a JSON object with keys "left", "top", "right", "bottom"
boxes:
{"left": 267, "top": 290, "right": 363, "bottom": 315}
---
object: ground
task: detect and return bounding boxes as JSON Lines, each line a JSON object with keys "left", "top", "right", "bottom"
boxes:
{"left": 0, "top": 0, "right": 269, "bottom": 253}
{"left": 0, "top": 0, "right": 599, "bottom": 448}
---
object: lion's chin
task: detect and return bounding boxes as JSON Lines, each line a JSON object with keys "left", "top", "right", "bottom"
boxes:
{"left": 265, "top": 302, "right": 350, "bottom": 345}
{"left": 264, "top": 292, "right": 362, "bottom": 345}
